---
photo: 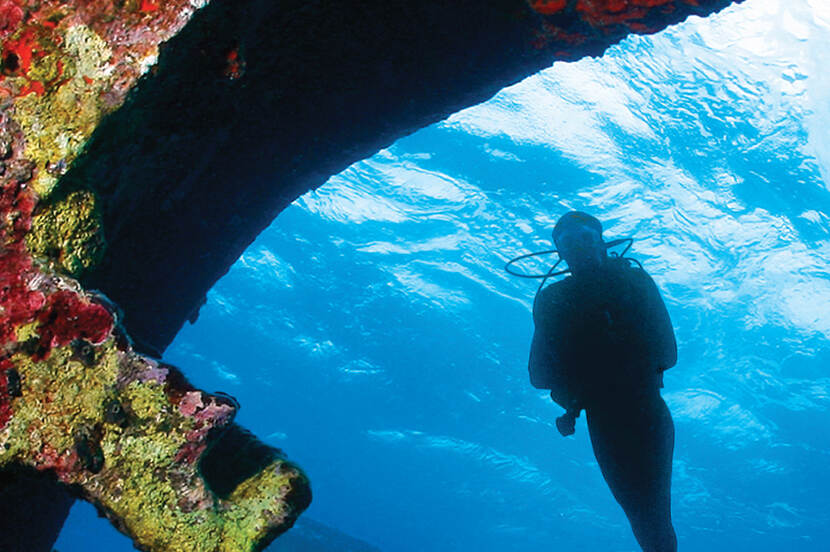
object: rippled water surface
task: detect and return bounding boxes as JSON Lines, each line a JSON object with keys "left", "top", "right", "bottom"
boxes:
{"left": 57, "top": 1, "right": 830, "bottom": 550}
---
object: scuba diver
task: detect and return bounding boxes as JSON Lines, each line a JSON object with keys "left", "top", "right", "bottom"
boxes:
{"left": 514, "top": 211, "right": 678, "bottom": 552}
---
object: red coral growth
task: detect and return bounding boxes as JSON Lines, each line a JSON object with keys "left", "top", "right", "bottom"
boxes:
{"left": 574, "top": 0, "right": 678, "bottom": 28}
{"left": 532, "top": 0, "right": 690, "bottom": 48}
{"left": 576, "top": 0, "right": 650, "bottom": 26}
{"left": 18, "top": 80, "right": 44, "bottom": 96}
{"left": 530, "top": 0, "right": 568, "bottom": 15}
{"left": 175, "top": 397, "right": 235, "bottom": 464}
{"left": 0, "top": 360, "right": 12, "bottom": 429}
{"left": 0, "top": 136, "right": 45, "bottom": 343}
{"left": 0, "top": 0, "right": 22, "bottom": 40}
{"left": 37, "top": 290, "right": 113, "bottom": 352}
{"left": 0, "top": 0, "right": 207, "bottom": 359}
{"left": 11, "top": 190, "right": 35, "bottom": 237}
{"left": 140, "top": 0, "right": 160, "bottom": 13}
{"left": 0, "top": 0, "right": 203, "bottom": 106}
{"left": 1, "top": 23, "right": 75, "bottom": 97}
{"left": 178, "top": 390, "right": 203, "bottom": 416}
{"left": 224, "top": 48, "right": 245, "bottom": 80}
{"left": 550, "top": 23, "right": 587, "bottom": 45}
{"left": 175, "top": 440, "right": 206, "bottom": 464}
{"left": 0, "top": 251, "right": 46, "bottom": 344}
{"left": 628, "top": 21, "right": 658, "bottom": 32}
{"left": 1, "top": 28, "right": 38, "bottom": 76}
{"left": 73, "top": 0, "right": 203, "bottom": 71}
{"left": 34, "top": 441, "right": 79, "bottom": 480}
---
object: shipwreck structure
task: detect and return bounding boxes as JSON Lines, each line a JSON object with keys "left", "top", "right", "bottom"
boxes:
{"left": 0, "top": 0, "right": 740, "bottom": 550}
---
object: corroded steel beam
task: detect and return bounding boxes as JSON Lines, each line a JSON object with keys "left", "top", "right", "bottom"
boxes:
{"left": 0, "top": 0, "right": 741, "bottom": 550}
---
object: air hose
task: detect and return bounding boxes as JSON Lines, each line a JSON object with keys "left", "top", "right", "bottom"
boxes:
{"left": 504, "top": 238, "right": 638, "bottom": 314}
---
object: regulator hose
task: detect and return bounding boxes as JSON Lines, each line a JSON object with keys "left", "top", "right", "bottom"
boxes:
{"left": 504, "top": 238, "right": 639, "bottom": 314}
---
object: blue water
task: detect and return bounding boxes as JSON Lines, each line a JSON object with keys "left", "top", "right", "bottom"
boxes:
{"left": 56, "top": 1, "right": 830, "bottom": 550}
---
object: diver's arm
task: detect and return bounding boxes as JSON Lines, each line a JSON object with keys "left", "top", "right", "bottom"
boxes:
{"left": 528, "top": 328, "right": 561, "bottom": 390}
{"left": 529, "top": 331, "right": 579, "bottom": 411}
{"left": 529, "top": 333, "right": 580, "bottom": 437}
{"left": 528, "top": 287, "right": 578, "bottom": 409}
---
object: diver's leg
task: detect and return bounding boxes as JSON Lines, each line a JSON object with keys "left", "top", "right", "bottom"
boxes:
{"left": 586, "top": 394, "right": 676, "bottom": 552}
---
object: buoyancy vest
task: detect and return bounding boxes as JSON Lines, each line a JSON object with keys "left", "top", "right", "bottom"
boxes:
{"left": 528, "top": 258, "right": 676, "bottom": 405}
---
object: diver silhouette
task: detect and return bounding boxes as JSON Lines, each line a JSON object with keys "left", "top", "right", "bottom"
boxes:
{"left": 527, "top": 211, "right": 678, "bottom": 552}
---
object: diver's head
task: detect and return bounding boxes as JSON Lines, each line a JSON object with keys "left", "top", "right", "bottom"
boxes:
{"left": 552, "top": 211, "right": 606, "bottom": 275}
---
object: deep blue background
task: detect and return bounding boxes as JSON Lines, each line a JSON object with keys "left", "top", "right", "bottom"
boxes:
{"left": 56, "top": 1, "right": 830, "bottom": 550}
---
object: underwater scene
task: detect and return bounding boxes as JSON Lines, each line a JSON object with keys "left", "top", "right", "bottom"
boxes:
{"left": 56, "top": 0, "right": 829, "bottom": 550}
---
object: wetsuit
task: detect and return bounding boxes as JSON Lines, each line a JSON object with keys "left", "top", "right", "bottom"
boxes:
{"left": 528, "top": 257, "right": 678, "bottom": 552}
